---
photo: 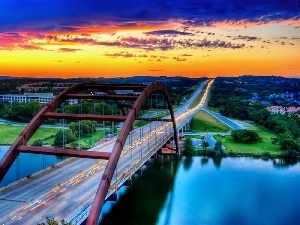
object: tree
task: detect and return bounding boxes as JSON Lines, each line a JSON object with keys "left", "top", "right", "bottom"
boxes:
{"left": 32, "top": 139, "right": 43, "bottom": 146}
{"left": 231, "top": 129, "right": 261, "bottom": 143}
{"left": 183, "top": 137, "right": 194, "bottom": 154}
{"left": 201, "top": 141, "right": 209, "bottom": 150}
{"left": 69, "top": 120, "right": 96, "bottom": 137}
{"left": 3, "top": 101, "right": 43, "bottom": 122}
{"left": 70, "top": 142, "right": 79, "bottom": 149}
{"left": 37, "top": 217, "right": 72, "bottom": 225}
{"left": 272, "top": 132, "right": 300, "bottom": 151}
{"left": 214, "top": 140, "right": 225, "bottom": 156}
{"left": 53, "top": 129, "right": 76, "bottom": 147}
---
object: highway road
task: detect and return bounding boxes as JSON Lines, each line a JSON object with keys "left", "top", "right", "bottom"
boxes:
{"left": 0, "top": 80, "right": 213, "bottom": 224}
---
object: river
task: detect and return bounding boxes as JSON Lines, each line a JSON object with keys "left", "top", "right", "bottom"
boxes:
{"left": 99, "top": 155, "right": 300, "bottom": 225}
{"left": 1, "top": 146, "right": 299, "bottom": 225}
{"left": 0, "top": 145, "right": 65, "bottom": 187}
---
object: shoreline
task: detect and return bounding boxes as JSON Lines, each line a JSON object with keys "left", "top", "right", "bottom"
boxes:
{"left": 181, "top": 149, "right": 300, "bottom": 159}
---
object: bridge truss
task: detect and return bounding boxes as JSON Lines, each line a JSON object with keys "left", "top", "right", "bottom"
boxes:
{"left": 0, "top": 81, "right": 179, "bottom": 225}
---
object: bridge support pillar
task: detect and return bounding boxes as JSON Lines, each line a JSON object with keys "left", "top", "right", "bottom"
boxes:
{"left": 145, "top": 160, "right": 151, "bottom": 166}
{"left": 135, "top": 168, "right": 142, "bottom": 175}
{"left": 151, "top": 153, "right": 157, "bottom": 159}
{"left": 124, "top": 178, "right": 132, "bottom": 186}
{"left": 186, "top": 122, "right": 190, "bottom": 131}
{"left": 107, "top": 193, "right": 118, "bottom": 202}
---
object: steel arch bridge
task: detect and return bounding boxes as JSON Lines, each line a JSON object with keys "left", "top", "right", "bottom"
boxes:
{"left": 0, "top": 81, "right": 179, "bottom": 225}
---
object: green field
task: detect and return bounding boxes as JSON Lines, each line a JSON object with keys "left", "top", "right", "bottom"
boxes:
{"left": 191, "top": 111, "right": 231, "bottom": 133}
{"left": 0, "top": 124, "right": 60, "bottom": 145}
{"left": 215, "top": 125, "right": 282, "bottom": 156}
{"left": 0, "top": 124, "right": 107, "bottom": 147}
{"left": 73, "top": 130, "right": 106, "bottom": 148}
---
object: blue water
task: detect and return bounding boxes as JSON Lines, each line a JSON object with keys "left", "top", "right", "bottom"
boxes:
{"left": 99, "top": 156, "right": 300, "bottom": 225}
{"left": 1, "top": 146, "right": 299, "bottom": 225}
{"left": 0, "top": 145, "right": 64, "bottom": 187}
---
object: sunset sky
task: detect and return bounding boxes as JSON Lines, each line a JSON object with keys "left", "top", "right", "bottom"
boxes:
{"left": 0, "top": 0, "right": 299, "bottom": 78}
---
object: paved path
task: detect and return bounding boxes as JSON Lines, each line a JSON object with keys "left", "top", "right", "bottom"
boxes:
{"left": 186, "top": 132, "right": 229, "bottom": 149}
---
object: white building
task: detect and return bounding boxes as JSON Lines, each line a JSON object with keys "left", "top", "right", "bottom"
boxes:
{"left": 266, "top": 106, "right": 300, "bottom": 115}
{"left": 0, "top": 93, "right": 78, "bottom": 105}
{"left": 266, "top": 106, "right": 285, "bottom": 115}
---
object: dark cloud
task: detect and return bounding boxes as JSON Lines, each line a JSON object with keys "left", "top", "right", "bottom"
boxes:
{"left": 120, "top": 36, "right": 175, "bottom": 50}
{"left": 104, "top": 36, "right": 245, "bottom": 52}
{"left": 173, "top": 57, "right": 187, "bottom": 61}
{"left": 180, "top": 38, "right": 245, "bottom": 49}
{"left": 58, "top": 48, "right": 82, "bottom": 52}
{"left": 0, "top": 0, "right": 298, "bottom": 32}
{"left": 17, "top": 44, "right": 44, "bottom": 50}
{"left": 231, "top": 35, "right": 261, "bottom": 41}
{"left": 57, "top": 26, "right": 81, "bottom": 32}
{"left": 105, "top": 52, "right": 134, "bottom": 58}
{"left": 145, "top": 30, "right": 192, "bottom": 36}
{"left": 59, "top": 36, "right": 122, "bottom": 47}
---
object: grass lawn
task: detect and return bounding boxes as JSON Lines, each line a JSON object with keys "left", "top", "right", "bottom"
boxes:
{"left": 29, "top": 127, "right": 59, "bottom": 145}
{"left": 0, "top": 124, "right": 59, "bottom": 145}
{"left": 0, "top": 124, "right": 109, "bottom": 148}
{"left": 74, "top": 130, "right": 106, "bottom": 148}
{"left": 215, "top": 125, "right": 282, "bottom": 156}
{"left": 191, "top": 111, "right": 231, "bottom": 133}
{"left": 0, "top": 124, "right": 24, "bottom": 145}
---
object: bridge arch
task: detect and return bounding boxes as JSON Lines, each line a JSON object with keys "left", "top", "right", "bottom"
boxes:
{"left": 0, "top": 81, "right": 179, "bottom": 224}
{"left": 86, "top": 82, "right": 179, "bottom": 224}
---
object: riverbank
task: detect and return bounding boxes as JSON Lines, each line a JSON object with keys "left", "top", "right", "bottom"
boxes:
{"left": 181, "top": 149, "right": 291, "bottom": 159}
{"left": 185, "top": 109, "right": 299, "bottom": 159}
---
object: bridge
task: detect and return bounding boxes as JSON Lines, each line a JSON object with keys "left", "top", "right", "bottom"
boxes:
{"left": 0, "top": 79, "right": 213, "bottom": 225}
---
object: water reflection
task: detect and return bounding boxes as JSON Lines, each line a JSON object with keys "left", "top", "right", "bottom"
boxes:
{"left": 200, "top": 157, "right": 209, "bottom": 165}
{"left": 182, "top": 156, "right": 193, "bottom": 170}
{"left": 99, "top": 155, "right": 180, "bottom": 225}
{"left": 100, "top": 156, "right": 300, "bottom": 225}
{"left": 273, "top": 158, "right": 298, "bottom": 168}
{"left": 212, "top": 156, "right": 222, "bottom": 168}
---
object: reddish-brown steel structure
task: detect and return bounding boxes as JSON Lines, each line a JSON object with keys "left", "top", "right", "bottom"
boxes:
{"left": 0, "top": 81, "right": 179, "bottom": 224}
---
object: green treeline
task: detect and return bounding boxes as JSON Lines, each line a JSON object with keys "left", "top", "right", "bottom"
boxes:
{"left": 0, "top": 101, "right": 43, "bottom": 122}
{"left": 208, "top": 78, "right": 300, "bottom": 152}
{"left": 0, "top": 100, "right": 119, "bottom": 123}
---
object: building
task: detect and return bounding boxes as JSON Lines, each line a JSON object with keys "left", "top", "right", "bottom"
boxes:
{"left": 286, "top": 106, "right": 299, "bottom": 115}
{"left": 266, "top": 106, "right": 300, "bottom": 115}
{"left": 266, "top": 106, "right": 286, "bottom": 115}
{"left": 0, "top": 93, "right": 78, "bottom": 105}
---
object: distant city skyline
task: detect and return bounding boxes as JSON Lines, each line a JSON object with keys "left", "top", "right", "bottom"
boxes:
{"left": 0, "top": 0, "right": 299, "bottom": 78}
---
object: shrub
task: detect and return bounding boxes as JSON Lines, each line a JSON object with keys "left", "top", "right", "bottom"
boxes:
{"left": 261, "top": 152, "right": 272, "bottom": 158}
{"left": 231, "top": 129, "right": 261, "bottom": 143}
{"left": 282, "top": 150, "right": 298, "bottom": 159}
{"left": 32, "top": 139, "right": 43, "bottom": 146}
